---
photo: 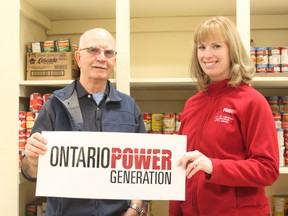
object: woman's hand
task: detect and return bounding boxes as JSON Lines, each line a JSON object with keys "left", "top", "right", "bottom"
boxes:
{"left": 178, "top": 150, "right": 213, "bottom": 178}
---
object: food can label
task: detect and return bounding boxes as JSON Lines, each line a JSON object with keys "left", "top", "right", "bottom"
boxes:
{"left": 29, "top": 93, "right": 43, "bottom": 113}
{"left": 143, "top": 113, "right": 152, "bottom": 132}
{"left": 280, "top": 47, "right": 288, "bottom": 64}
{"left": 272, "top": 195, "right": 288, "bottom": 215}
{"left": 163, "top": 113, "right": 176, "bottom": 133}
{"left": 43, "top": 40, "right": 55, "bottom": 52}
{"left": 56, "top": 39, "right": 71, "bottom": 52}
{"left": 151, "top": 113, "right": 163, "bottom": 132}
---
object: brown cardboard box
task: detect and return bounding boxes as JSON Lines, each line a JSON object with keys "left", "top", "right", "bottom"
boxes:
{"left": 26, "top": 52, "right": 79, "bottom": 80}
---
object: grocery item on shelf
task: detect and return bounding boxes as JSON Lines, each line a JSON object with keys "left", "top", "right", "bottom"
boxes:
{"left": 29, "top": 93, "right": 43, "bottom": 113}
{"left": 266, "top": 95, "right": 288, "bottom": 167}
{"left": 251, "top": 46, "right": 288, "bottom": 73}
{"left": 26, "top": 197, "right": 47, "bottom": 216}
{"left": 271, "top": 194, "right": 288, "bottom": 216}
{"left": 256, "top": 47, "right": 268, "bottom": 73}
{"left": 26, "top": 39, "right": 76, "bottom": 53}
{"left": 280, "top": 47, "right": 288, "bottom": 72}
{"left": 268, "top": 47, "right": 281, "bottom": 72}
{"left": 143, "top": 112, "right": 181, "bottom": 135}
{"left": 26, "top": 52, "right": 79, "bottom": 80}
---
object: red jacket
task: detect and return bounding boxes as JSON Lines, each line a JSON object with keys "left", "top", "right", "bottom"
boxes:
{"left": 169, "top": 80, "right": 279, "bottom": 216}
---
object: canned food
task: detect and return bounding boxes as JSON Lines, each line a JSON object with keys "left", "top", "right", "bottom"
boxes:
{"left": 175, "top": 113, "right": 181, "bottom": 134}
{"left": 26, "top": 112, "right": 36, "bottom": 129}
{"left": 275, "top": 119, "right": 282, "bottom": 129}
{"left": 26, "top": 203, "right": 37, "bottom": 215}
{"left": 19, "top": 111, "right": 26, "bottom": 131}
{"left": 282, "top": 113, "right": 288, "bottom": 130}
{"left": 143, "top": 113, "right": 152, "bottom": 132}
{"left": 279, "top": 146, "right": 285, "bottom": 167}
{"left": 29, "top": 93, "right": 43, "bottom": 113}
{"left": 272, "top": 195, "right": 288, "bottom": 216}
{"left": 277, "top": 128, "right": 284, "bottom": 146}
{"left": 280, "top": 96, "right": 288, "bottom": 113}
{"left": 163, "top": 113, "right": 176, "bottom": 134}
{"left": 270, "top": 104, "right": 280, "bottom": 113}
{"left": 26, "top": 129, "right": 32, "bottom": 139}
{"left": 280, "top": 46, "right": 288, "bottom": 72}
{"left": 273, "top": 113, "right": 282, "bottom": 121}
{"left": 250, "top": 47, "right": 256, "bottom": 66}
{"left": 56, "top": 39, "right": 71, "bottom": 52}
{"left": 71, "top": 44, "right": 79, "bottom": 53}
{"left": 280, "top": 47, "right": 288, "bottom": 64}
{"left": 19, "top": 150, "right": 24, "bottom": 168}
{"left": 19, "top": 139, "right": 26, "bottom": 149}
{"left": 151, "top": 113, "right": 163, "bottom": 133}
{"left": 43, "top": 40, "right": 55, "bottom": 52}
{"left": 31, "top": 41, "right": 44, "bottom": 52}
{"left": 268, "top": 47, "right": 281, "bottom": 72}
{"left": 26, "top": 42, "right": 32, "bottom": 52}
{"left": 284, "top": 130, "right": 288, "bottom": 148}
{"left": 256, "top": 47, "right": 268, "bottom": 73}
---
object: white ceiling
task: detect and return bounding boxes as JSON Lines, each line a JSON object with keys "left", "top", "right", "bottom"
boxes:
{"left": 23, "top": 0, "right": 288, "bottom": 21}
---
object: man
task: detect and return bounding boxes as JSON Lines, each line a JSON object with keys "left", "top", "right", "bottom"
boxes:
{"left": 21, "top": 28, "right": 146, "bottom": 216}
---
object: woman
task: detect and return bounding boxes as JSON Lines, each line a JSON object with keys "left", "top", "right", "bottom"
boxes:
{"left": 169, "top": 16, "right": 279, "bottom": 216}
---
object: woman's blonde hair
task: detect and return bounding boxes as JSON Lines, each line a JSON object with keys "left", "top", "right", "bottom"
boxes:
{"left": 190, "top": 16, "right": 255, "bottom": 91}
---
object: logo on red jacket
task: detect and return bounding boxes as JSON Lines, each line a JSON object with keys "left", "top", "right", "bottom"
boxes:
{"left": 214, "top": 107, "right": 236, "bottom": 124}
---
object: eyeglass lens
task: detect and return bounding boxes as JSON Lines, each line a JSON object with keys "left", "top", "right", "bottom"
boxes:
{"left": 85, "top": 47, "right": 116, "bottom": 57}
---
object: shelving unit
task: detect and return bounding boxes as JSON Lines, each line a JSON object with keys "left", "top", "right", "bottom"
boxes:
{"left": 0, "top": 0, "right": 285, "bottom": 215}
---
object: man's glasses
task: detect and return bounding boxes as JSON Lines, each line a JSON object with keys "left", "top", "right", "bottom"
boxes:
{"left": 79, "top": 46, "right": 117, "bottom": 58}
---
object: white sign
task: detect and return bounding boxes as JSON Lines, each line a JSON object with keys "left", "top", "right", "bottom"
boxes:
{"left": 36, "top": 131, "right": 186, "bottom": 200}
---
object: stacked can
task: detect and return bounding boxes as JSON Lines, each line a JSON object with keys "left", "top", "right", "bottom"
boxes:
{"left": 55, "top": 39, "right": 71, "bottom": 52}
{"left": 19, "top": 150, "right": 24, "bottom": 168}
{"left": 151, "top": 113, "right": 163, "bottom": 133}
{"left": 267, "top": 96, "right": 279, "bottom": 114}
{"left": 272, "top": 195, "right": 288, "bottom": 216}
{"left": 175, "top": 113, "right": 181, "bottom": 134}
{"left": 267, "top": 96, "right": 288, "bottom": 166}
{"left": 143, "top": 112, "right": 181, "bottom": 134}
{"left": 43, "top": 40, "right": 56, "bottom": 52}
{"left": 71, "top": 44, "right": 79, "bottom": 54}
{"left": 280, "top": 46, "right": 288, "bottom": 72}
{"left": 19, "top": 111, "right": 27, "bottom": 149}
{"left": 163, "top": 113, "right": 176, "bottom": 134}
{"left": 280, "top": 96, "right": 288, "bottom": 113}
{"left": 285, "top": 130, "right": 288, "bottom": 152}
{"left": 143, "top": 113, "right": 152, "bottom": 133}
{"left": 268, "top": 47, "right": 281, "bottom": 72}
{"left": 26, "top": 112, "right": 36, "bottom": 139}
{"left": 256, "top": 47, "right": 268, "bottom": 73}
{"left": 26, "top": 197, "right": 47, "bottom": 216}
{"left": 250, "top": 47, "right": 256, "bottom": 67}
{"left": 29, "top": 93, "right": 43, "bottom": 113}
{"left": 280, "top": 96, "right": 288, "bottom": 166}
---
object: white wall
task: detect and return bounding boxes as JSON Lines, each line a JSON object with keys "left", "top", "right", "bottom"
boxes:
{"left": 0, "top": 1, "right": 20, "bottom": 215}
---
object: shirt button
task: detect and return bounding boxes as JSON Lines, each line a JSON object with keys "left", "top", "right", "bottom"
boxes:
{"left": 88, "top": 95, "right": 91, "bottom": 98}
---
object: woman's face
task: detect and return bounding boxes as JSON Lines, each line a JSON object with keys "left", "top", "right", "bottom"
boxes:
{"left": 197, "top": 40, "right": 231, "bottom": 82}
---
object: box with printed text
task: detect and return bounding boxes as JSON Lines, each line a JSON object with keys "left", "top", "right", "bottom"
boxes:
{"left": 26, "top": 52, "right": 79, "bottom": 80}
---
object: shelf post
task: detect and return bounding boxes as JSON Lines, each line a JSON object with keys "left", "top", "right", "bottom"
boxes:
{"left": 236, "top": 0, "right": 250, "bottom": 53}
{"left": 116, "top": 0, "right": 130, "bottom": 95}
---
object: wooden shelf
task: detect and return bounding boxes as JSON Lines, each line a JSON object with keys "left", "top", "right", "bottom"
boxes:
{"left": 20, "top": 75, "right": 288, "bottom": 90}
{"left": 280, "top": 167, "right": 288, "bottom": 174}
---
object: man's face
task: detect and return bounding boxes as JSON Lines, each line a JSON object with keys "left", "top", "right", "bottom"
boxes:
{"left": 76, "top": 32, "right": 116, "bottom": 82}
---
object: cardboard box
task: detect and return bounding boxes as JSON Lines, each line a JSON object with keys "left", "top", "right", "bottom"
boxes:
{"left": 26, "top": 52, "right": 79, "bottom": 80}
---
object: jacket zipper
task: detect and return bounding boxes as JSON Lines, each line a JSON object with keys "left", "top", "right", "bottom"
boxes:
{"left": 191, "top": 91, "right": 215, "bottom": 215}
